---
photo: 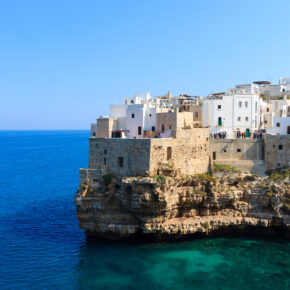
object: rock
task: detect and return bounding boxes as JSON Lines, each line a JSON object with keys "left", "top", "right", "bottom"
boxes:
{"left": 74, "top": 172, "right": 290, "bottom": 240}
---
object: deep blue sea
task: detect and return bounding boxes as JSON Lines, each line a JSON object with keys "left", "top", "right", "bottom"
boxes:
{"left": 0, "top": 130, "right": 289, "bottom": 289}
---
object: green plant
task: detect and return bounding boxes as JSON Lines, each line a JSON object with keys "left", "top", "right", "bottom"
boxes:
{"left": 102, "top": 173, "right": 113, "bottom": 186}
{"left": 266, "top": 168, "right": 289, "bottom": 180}
{"left": 201, "top": 222, "right": 209, "bottom": 230}
{"left": 213, "top": 163, "right": 241, "bottom": 173}
{"left": 197, "top": 173, "right": 217, "bottom": 185}
{"left": 152, "top": 174, "right": 166, "bottom": 185}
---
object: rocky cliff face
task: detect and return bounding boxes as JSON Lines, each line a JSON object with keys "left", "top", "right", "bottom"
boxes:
{"left": 74, "top": 172, "right": 290, "bottom": 240}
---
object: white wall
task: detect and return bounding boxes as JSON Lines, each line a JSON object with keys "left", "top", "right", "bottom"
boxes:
{"left": 266, "top": 117, "right": 290, "bottom": 135}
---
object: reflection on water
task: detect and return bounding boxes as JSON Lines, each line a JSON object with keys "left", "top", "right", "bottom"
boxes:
{"left": 0, "top": 131, "right": 289, "bottom": 289}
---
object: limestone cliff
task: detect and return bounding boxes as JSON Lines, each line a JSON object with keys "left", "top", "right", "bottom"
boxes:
{"left": 74, "top": 171, "right": 290, "bottom": 240}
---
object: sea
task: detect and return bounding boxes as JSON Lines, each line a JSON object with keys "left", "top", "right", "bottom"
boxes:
{"left": 0, "top": 130, "right": 289, "bottom": 290}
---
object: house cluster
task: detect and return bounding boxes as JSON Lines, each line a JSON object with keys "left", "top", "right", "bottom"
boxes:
{"left": 91, "top": 78, "right": 290, "bottom": 139}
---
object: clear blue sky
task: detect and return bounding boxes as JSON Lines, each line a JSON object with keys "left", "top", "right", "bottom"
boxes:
{"left": 1, "top": 0, "right": 290, "bottom": 129}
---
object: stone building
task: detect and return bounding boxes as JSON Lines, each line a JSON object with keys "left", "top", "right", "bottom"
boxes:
{"left": 264, "top": 135, "right": 290, "bottom": 171}
{"left": 87, "top": 127, "right": 210, "bottom": 178}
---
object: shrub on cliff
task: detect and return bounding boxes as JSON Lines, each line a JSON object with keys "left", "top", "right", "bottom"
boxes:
{"left": 197, "top": 173, "right": 217, "bottom": 185}
{"left": 102, "top": 173, "right": 113, "bottom": 186}
{"left": 266, "top": 168, "right": 289, "bottom": 180}
{"left": 152, "top": 174, "right": 166, "bottom": 185}
{"left": 213, "top": 163, "right": 241, "bottom": 173}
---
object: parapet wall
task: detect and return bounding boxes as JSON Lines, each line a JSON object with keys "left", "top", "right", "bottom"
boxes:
{"left": 264, "top": 135, "right": 290, "bottom": 171}
{"left": 210, "top": 139, "right": 264, "bottom": 161}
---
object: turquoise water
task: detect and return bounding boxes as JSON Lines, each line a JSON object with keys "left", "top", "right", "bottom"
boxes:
{"left": 0, "top": 131, "right": 289, "bottom": 289}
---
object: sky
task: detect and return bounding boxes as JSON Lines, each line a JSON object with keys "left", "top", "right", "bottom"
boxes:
{"left": 1, "top": 0, "right": 290, "bottom": 129}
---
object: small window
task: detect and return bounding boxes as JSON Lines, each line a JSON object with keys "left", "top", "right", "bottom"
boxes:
{"left": 276, "top": 123, "right": 280, "bottom": 127}
{"left": 104, "top": 158, "right": 106, "bottom": 165}
{"left": 130, "top": 100, "right": 134, "bottom": 104}
{"left": 238, "top": 101, "right": 242, "bottom": 108}
{"left": 245, "top": 117, "right": 249, "bottom": 121}
{"left": 237, "top": 117, "right": 241, "bottom": 122}
{"left": 218, "top": 105, "right": 221, "bottom": 109}
{"left": 277, "top": 163, "right": 281, "bottom": 167}
{"left": 169, "top": 125, "right": 172, "bottom": 130}
{"left": 93, "top": 132, "right": 96, "bottom": 136}
{"left": 267, "top": 108, "right": 269, "bottom": 112}
{"left": 152, "top": 126, "right": 155, "bottom": 132}
{"left": 118, "top": 157, "right": 124, "bottom": 167}
{"left": 131, "top": 113, "right": 135, "bottom": 118}
{"left": 265, "top": 120, "right": 267, "bottom": 124}
{"left": 237, "top": 149, "right": 241, "bottom": 152}
{"left": 149, "top": 113, "right": 152, "bottom": 117}
{"left": 138, "top": 126, "right": 142, "bottom": 135}
{"left": 161, "top": 124, "right": 165, "bottom": 132}
{"left": 167, "top": 147, "right": 172, "bottom": 160}
{"left": 195, "top": 112, "right": 198, "bottom": 117}
{"left": 224, "top": 149, "right": 227, "bottom": 153}
{"left": 104, "top": 149, "right": 107, "bottom": 154}
{"left": 245, "top": 101, "right": 248, "bottom": 108}
{"left": 278, "top": 145, "right": 283, "bottom": 150}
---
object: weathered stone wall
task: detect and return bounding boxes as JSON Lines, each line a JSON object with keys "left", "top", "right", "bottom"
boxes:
{"left": 210, "top": 139, "right": 264, "bottom": 161}
{"left": 88, "top": 128, "right": 210, "bottom": 178}
{"left": 150, "top": 128, "right": 210, "bottom": 176}
{"left": 156, "top": 110, "right": 195, "bottom": 135}
{"left": 188, "top": 105, "right": 202, "bottom": 123}
{"left": 89, "top": 138, "right": 151, "bottom": 178}
{"left": 264, "top": 135, "right": 290, "bottom": 170}
{"left": 96, "top": 118, "right": 118, "bottom": 138}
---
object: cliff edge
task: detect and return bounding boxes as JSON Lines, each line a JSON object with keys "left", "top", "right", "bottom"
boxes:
{"left": 74, "top": 170, "right": 290, "bottom": 240}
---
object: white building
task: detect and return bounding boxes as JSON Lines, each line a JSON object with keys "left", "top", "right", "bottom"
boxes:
{"left": 202, "top": 94, "right": 263, "bottom": 138}
{"left": 109, "top": 93, "right": 157, "bottom": 138}
{"left": 266, "top": 117, "right": 290, "bottom": 135}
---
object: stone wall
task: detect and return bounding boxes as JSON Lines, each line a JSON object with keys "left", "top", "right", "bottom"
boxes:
{"left": 264, "top": 135, "right": 290, "bottom": 170}
{"left": 96, "top": 117, "right": 118, "bottom": 138}
{"left": 150, "top": 128, "right": 210, "bottom": 176}
{"left": 88, "top": 128, "right": 210, "bottom": 178}
{"left": 89, "top": 138, "right": 151, "bottom": 177}
{"left": 210, "top": 139, "right": 264, "bottom": 161}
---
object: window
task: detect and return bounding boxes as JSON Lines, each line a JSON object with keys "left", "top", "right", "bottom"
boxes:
{"left": 278, "top": 145, "right": 283, "bottom": 150}
{"left": 217, "top": 105, "right": 221, "bottom": 109}
{"left": 245, "top": 117, "right": 249, "bottom": 121}
{"left": 167, "top": 147, "right": 172, "bottom": 160}
{"left": 130, "top": 100, "right": 134, "bottom": 104}
{"left": 218, "top": 117, "right": 222, "bottom": 126}
{"left": 161, "top": 124, "right": 165, "bottom": 132}
{"left": 265, "top": 120, "right": 267, "bottom": 124}
{"left": 118, "top": 157, "right": 124, "bottom": 167}
{"left": 104, "top": 149, "right": 107, "bottom": 154}
{"left": 149, "top": 114, "right": 152, "bottom": 117}
{"left": 288, "top": 126, "right": 290, "bottom": 134}
{"left": 131, "top": 113, "right": 135, "bottom": 118}
{"left": 237, "top": 149, "right": 241, "bottom": 152}
{"left": 169, "top": 125, "right": 172, "bottom": 130}
{"left": 93, "top": 132, "right": 96, "bottom": 136}
{"left": 152, "top": 126, "right": 155, "bottom": 132}
{"left": 276, "top": 123, "right": 280, "bottom": 127}
{"left": 238, "top": 101, "right": 242, "bottom": 108}
{"left": 267, "top": 108, "right": 269, "bottom": 112}
{"left": 195, "top": 112, "right": 199, "bottom": 117}
{"left": 104, "top": 158, "right": 106, "bottom": 165}
{"left": 213, "top": 152, "right": 216, "bottom": 160}
{"left": 138, "top": 126, "right": 142, "bottom": 135}
{"left": 237, "top": 117, "right": 241, "bottom": 122}
{"left": 224, "top": 149, "right": 227, "bottom": 153}
{"left": 255, "top": 101, "right": 257, "bottom": 113}
{"left": 245, "top": 101, "right": 248, "bottom": 108}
